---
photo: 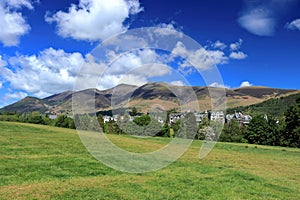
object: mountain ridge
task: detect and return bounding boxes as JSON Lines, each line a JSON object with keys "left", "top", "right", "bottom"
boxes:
{"left": 1, "top": 83, "right": 299, "bottom": 114}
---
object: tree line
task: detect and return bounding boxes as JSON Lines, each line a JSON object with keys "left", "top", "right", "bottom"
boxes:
{"left": 1, "top": 99, "right": 300, "bottom": 148}
{"left": 0, "top": 112, "right": 75, "bottom": 129}
{"left": 216, "top": 98, "right": 300, "bottom": 148}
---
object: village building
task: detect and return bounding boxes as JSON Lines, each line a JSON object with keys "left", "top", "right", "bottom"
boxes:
{"left": 210, "top": 111, "right": 225, "bottom": 123}
{"left": 226, "top": 111, "right": 252, "bottom": 124}
{"left": 169, "top": 113, "right": 183, "bottom": 124}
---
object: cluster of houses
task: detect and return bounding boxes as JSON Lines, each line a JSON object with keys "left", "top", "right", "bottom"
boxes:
{"left": 101, "top": 110, "right": 252, "bottom": 125}
{"left": 169, "top": 111, "right": 252, "bottom": 125}
{"left": 45, "top": 107, "right": 253, "bottom": 126}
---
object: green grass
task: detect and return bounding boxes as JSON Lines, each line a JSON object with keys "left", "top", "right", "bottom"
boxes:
{"left": 0, "top": 121, "right": 300, "bottom": 199}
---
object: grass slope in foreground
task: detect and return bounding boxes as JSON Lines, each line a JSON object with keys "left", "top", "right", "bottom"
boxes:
{"left": 0, "top": 122, "right": 300, "bottom": 199}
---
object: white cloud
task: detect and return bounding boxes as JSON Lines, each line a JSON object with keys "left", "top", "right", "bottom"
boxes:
{"left": 229, "top": 51, "right": 248, "bottom": 60}
{"left": 0, "top": 47, "right": 173, "bottom": 98}
{"left": 238, "top": 9, "right": 276, "bottom": 36}
{"left": 1, "top": 48, "right": 85, "bottom": 98}
{"left": 171, "top": 41, "right": 228, "bottom": 71}
{"left": 97, "top": 49, "right": 172, "bottom": 89}
{"left": 3, "top": 91, "right": 27, "bottom": 101}
{"left": 0, "top": 82, "right": 2, "bottom": 89}
{"left": 286, "top": 19, "right": 300, "bottom": 31}
{"left": 0, "top": 0, "right": 32, "bottom": 46}
{"left": 103, "top": 74, "right": 147, "bottom": 89}
{"left": 212, "top": 40, "right": 227, "bottom": 50}
{"left": 3, "top": 0, "right": 33, "bottom": 9}
{"left": 153, "top": 22, "right": 183, "bottom": 37}
{"left": 209, "top": 82, "right": 230, "bottom": 89}
{"left": 108, "top": 49, "right": 170, "bottom": 76}
{"left": 0, "top": 55, "right": 7, "bottom": 67}
{"left": 170, "top": 80, "right": 185, "bottom": 86}
{"left": 45, "top": 0, "right": 143, "bottom": 41}
{"left": 238, "top": 0, "right": 297, "bottom": 36}
{"left": 240, "top": 81, "right": 253, "bottom": 87}
{"left": 229, "top": 39, "right": 243, "bottom": 51}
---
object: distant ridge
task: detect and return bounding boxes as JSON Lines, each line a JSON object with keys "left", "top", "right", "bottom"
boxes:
{"left": 0, "top": 83, "right": 298, "bottom": 114}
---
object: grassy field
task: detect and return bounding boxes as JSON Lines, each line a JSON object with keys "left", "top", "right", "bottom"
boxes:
{"left": 0, "top": 121, "right": 300, "bottom": 199}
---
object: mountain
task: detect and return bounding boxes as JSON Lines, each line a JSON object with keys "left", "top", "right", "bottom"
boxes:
{"left": 0, "top": 82, "right": 298, "bottom": 115}
{"left": 233, "top": 86, "right": 296, "bottom": 99}
{"left": 1, "top": 96, "right": 48, "bottom": 114}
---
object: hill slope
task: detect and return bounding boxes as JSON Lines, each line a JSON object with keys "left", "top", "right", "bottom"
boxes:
{"left": 227, "top": 92, "right": 300, "bottom": 116}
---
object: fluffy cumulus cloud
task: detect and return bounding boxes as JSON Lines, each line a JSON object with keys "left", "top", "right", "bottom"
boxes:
{"left": 1, "top": 48, "right": 85, "bottom": 97}
{"left": 45, "top": 0, "right": 143, "bottom": 41}
{"left": 240, "top": 81, "right": 253, "bottom": 87}
{"left": 4, "top": 0, "right": 33, "bottom": 9}
{"left": 153, "top": 22, "right": 183, "bottom": 37}
{"left": 0, "top": 82, "right": 3, "bottom": 89}
{"left": 286, "top": 19, "right": 300, "bottom": 31}
{"left": 97, "top": 49, "right": 172, "bottom": 89}
{"left": 238, "top": 0, "right": 297, "bottom": 36}
{"left": 0, "top": 47, "right": 174, "bottom": 97}
{"left": 171, "top": 41, "right": 228, "bottom": 71}
{"left": 0, "top": 0, "right": 32, "bottom": 46}
{"left": 212, "top": 40, "right": 227, "bottom": 50}
{"left": 229, "top": 51, "right": 248, "bottom": 60}
{"left": 229, "top": 39, "right": 243, "bottom": 51}
{"left": 170, "top": 38, "right": 249, "bottom": 72}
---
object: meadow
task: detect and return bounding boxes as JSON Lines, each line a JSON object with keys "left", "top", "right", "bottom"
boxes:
{"left": 0, "top": 121, "right": 300, "bottom": 199}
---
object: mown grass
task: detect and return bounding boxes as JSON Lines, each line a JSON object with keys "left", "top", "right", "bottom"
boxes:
{"left": 0, "top": 121, "right": 300, "bottom": 199}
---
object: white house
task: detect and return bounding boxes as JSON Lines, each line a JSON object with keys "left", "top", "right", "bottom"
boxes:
{"left": 169, "top": 113, "right": 183, "bottom": 124}
{"left": 194, "top": 111, "right": 208, "bottom": 123}
{"left": 103, "top": 115, "right": 115, "bottom": 123}
{"left": 226, "top": 111, "right": 252, "bottom": 124}
{"left": 210, "top": 111, "right": 225, "bottom": 122}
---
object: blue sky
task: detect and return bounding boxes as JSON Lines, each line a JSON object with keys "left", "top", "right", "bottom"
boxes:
{"left": 0, "top": 0, "right": 300, "bottom": 108}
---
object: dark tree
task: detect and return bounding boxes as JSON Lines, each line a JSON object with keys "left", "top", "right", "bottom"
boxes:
{"left": 178, "top": 112, "right": 198, "bottom": 139}
{"left": 245, "top": 115, "right": 270, "bottom": 145}
{"left": 220, "top": 119, "right": 244, "bottom": 143}
{"left": 245, "top": 115, "right": 281, "bottom": 145}
{"left": 284, "top": 99, "right": 300, "bottom": 147}
{"left": 133, "top": 114, "right": 151, "bottom": 126}
{"left": 131, "top": 107, "right": 138, "bottom": 116}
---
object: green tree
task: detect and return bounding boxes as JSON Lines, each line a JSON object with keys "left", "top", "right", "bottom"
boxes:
{"left": 54, "top": 115, "right": 75, "bottom": 129}
{"left": 54, "top": 115, "right": 70, "bottom": 128}
{"left": 220, "top": 120, "right": 244, "bottom": 143}
{"left": 245, "top": 115, "right": 269, "bottom": 145}
{"left": 155, "top": 123, "right": 170, "bottom": 137}
{"left": 105, "top": 120, "right": 121, "bottom": 134}
{"left": 73, "top": 114, "right": 99, "bottom": 131}
{"left": 131, "top": 107, "right": 138, "bottom": 116}
{"left": 171, "top": 120, "right": 181, "bottom": 136}
{"left": 97, "top": 115, "right": 104, "bottom": 129}
{"left": 29, "top": 112, "right": 45, "bottom": 124}
{"left": 244, "top": 115, "right": 281, "bottom": 145}
{"left": 284, "top": 99, "right": 300, "bottom": 147}
{"left": 133, "top": 114, "right": 151, "bottom": 126}
{"left": 197, "top": 117, "right": 210, "bottom": 140}
{"left": 178, "top": 112, "right": 197, "bottom": 139}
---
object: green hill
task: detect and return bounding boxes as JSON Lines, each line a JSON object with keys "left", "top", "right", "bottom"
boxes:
{"left": 228, "top": 92, "right": 300, "bottom": 117}
{"left": 0, "top": 122, "right": 300, "bottom": 199}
